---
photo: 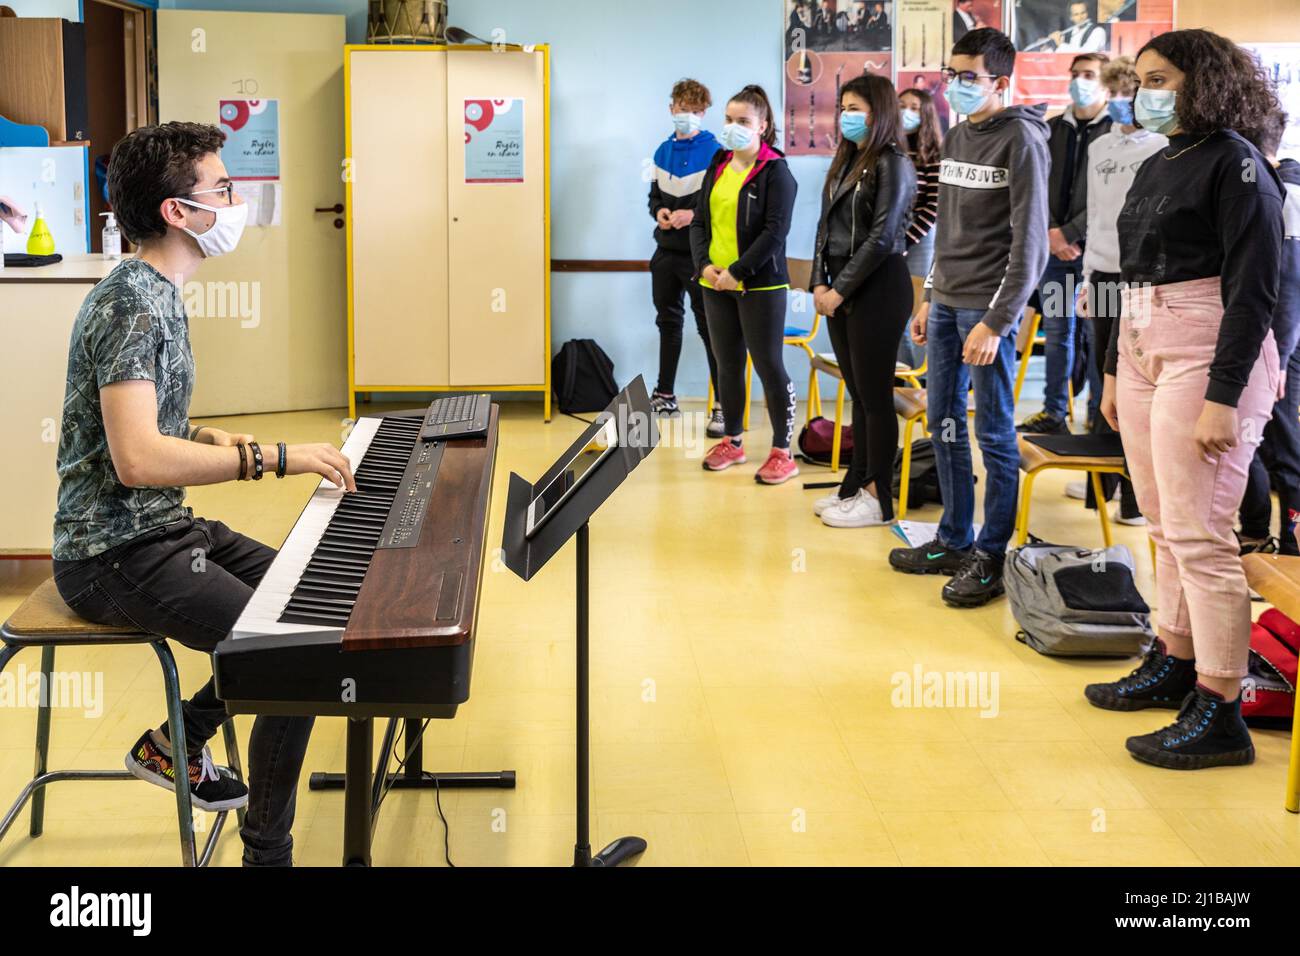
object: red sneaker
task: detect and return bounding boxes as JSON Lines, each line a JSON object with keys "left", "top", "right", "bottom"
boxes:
{"left": 755, "top": 448, "right": 799, "bottom": 485}
{"left": 703, "top": 439, "right": 746, "bottom": 471}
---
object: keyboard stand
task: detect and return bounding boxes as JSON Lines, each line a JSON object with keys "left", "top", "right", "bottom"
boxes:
{"left": 311, "top": 718, "right": 516, "bottom": 867}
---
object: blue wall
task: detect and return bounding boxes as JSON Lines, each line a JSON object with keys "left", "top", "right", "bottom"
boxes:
{"left": 20, "top": 0, "right": 837, "bottom": 400}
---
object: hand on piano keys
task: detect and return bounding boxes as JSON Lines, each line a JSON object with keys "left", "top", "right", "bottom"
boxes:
{"left": 284, "top": 442, "right": 358, "bottom": 492}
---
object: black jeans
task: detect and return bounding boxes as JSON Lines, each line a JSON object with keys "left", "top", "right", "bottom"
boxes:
{"left": 1085, "top": 273, "right": 1140, "bottom": 519}
{"left": 52, "top": 515, "right": 314, "bottom": 866}
{"left": 825, "top": 254, "right": 913, "bottom": 518}
{"left": 702, "top": 286, "right": 796, "bottom": 447}
{"left": 1241, "top": 343, "right": 1300, "bottom": 554}
{"left": 651, "top": 247, "right": 718, "bottom": 398}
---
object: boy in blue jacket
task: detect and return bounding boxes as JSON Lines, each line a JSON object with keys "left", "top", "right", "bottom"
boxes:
{"left": 648, "top": 78, "right": 722, "bottom": 434}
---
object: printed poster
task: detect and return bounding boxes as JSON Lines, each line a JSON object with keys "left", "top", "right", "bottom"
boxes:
{"left": 464, "top": 98, "right": 525, "bottom": 184}
{"left": 218, "top": 99, "right": 280, "bottom": 181}
{"left": 898, "top": 0, "right": 1003, "bottom": 73}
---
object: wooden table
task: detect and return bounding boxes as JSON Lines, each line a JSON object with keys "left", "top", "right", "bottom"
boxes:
{"left": 1241, "top": 552, "right": 1300, "bottom": 812}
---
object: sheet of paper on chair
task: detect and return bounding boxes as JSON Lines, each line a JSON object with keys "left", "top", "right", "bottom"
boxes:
{"left": 893, "top": 520, "right": 981, "bottom": 548}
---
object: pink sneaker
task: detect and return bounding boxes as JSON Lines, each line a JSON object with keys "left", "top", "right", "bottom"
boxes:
{"left": 703, "top": 439, "right": 746, "bottom": 471}
{"left": 755, "top": 448, "right": 799, "bottom": 485}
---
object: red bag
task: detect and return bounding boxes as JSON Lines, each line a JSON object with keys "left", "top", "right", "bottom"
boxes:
{"left": 1244, "top": 608, "right": 1299, "bottom": 720}
{"left": 796, "top": 415, "right": 853, "bottom": 466}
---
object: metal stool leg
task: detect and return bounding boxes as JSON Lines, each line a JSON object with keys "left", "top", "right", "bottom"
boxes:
{"left": 1090, "top": 470, "right": 1114, "bottom": 548}
{"left": 1015, "top": 470, "right": 1039, "bottom": 546}
{"left": 29, "top": 645, "right": 54, "bottom": 838}
{"left": 898, "top": 416, "right": 916, "bottom": 519}
{"left": 1286, "top": 691, "right": 1300, "bottom": 813}
{"left": 151, "top": 640, "right": 197, "bottom": 867}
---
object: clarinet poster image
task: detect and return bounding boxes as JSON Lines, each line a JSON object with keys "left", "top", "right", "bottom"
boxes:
{"left": 897, "top": 0, "right": 1002, "bottom": 73}
{"left": 784, "top": 1, "right": 894, "bottom": 156}
{"left": 464, "top": 98, "right": 524, "bottom": 184}
{"left": 218, "top": 99, "right": 279, "bottom": 180}
{"left": 1245, "top": 44, "right": 1300, "bottom": 162}
{"left": 1011, "top": 0, "right": 1172, "bottom": 108}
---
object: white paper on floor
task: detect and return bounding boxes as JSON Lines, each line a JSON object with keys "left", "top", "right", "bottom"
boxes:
{"left": 892, "top": 520, "right": 981, "bottom": 548}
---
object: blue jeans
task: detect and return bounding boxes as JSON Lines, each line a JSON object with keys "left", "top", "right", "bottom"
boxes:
{"left": 926, "top": 302, "right": 1021, "bottom": 556}
{"left": 1037, "top": 256, "right": 1083, "bottom": 420}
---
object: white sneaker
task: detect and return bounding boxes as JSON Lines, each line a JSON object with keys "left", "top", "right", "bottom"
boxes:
{"left": 821, "top": 490, "right": 887, "bottom": 527}
{"left": 813, "top": 491, "right": 846, "bottom": 516}
{"left": 1065, "top": 480, "right": 1087, "bottom": 500}
{"left": 1113, "top": 509, "right": 1146, "bottom": 526}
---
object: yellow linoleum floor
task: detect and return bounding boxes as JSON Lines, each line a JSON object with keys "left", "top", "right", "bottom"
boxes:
{"left": 1, "top": 399, "right": 1297, "bottom": 867}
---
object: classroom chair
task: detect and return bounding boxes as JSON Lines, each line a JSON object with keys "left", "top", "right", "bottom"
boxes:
{"left": 0, "top": 578, "right": 245, "bottom": 867}
{"left": 1013, "top": 307, "right": 1075, "bottom": 423}
{"left": 1014, "top": 434, "right": 1128, "bottom": 547}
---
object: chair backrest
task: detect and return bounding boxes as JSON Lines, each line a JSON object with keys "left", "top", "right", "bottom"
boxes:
{"left": 787, "top": 257, "right": 813, "bottom": 294}
{"left": 1014, "top": 306, "right": 1039, "bottom": 356}
{"left": 0, "top": 113, "right": 50, "bottom": 147}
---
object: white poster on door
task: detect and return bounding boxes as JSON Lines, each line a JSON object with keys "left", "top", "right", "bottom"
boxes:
{"left": 464, "top": 98, "right": 524, "bottom": 184}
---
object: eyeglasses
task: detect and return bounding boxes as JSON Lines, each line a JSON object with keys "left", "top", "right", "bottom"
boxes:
{"left": 186, "top": 183, "right": 235, "bottom": 205}
{"left": 940, "top": 67, "right": 1000, "bottom": 85}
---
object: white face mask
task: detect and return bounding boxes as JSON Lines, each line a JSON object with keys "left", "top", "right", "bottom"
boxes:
{"left": 175, "top": 197, "right": 248, "bottom": 257}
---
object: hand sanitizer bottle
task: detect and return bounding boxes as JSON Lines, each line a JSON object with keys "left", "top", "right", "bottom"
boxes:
{"left": 100, "top": 212, "right": 122, "bottom": 259}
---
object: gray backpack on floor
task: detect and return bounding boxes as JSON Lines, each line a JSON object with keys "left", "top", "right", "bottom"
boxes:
{"left": 1004, "top": 541, "right": 1155, "bottom": 657}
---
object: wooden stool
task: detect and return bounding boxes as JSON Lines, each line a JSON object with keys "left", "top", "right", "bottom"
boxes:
{"left": 1014, "top": 435, "right": 1128, "bottom": 547}
{"left": 0, "top": 578, "right": 244, "bottom": 866}
{"left": 1240, "top": 553, "right": 1300, "bottom": 814}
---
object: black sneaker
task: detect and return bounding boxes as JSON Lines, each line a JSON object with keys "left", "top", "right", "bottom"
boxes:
{"left": 705, "top": 408, "right": 726, "bottom": 439}
{"left": 1084, "top": 640, "right": 1197, "bottom": 711}
{"left": 941, "top": 549, "right": 1005, "bottom": 608}
{"left": 1124, "top": 686, "right": 1255, "bottom": 770}
{"left": 1237, "top": 534, "right": 1278, "bottom": 557}
{"left": 1016, "top": 410, "right": 1069, "bottom": 434}
{"left": 650, "top": 391, "right": 680, "bottom": 416}
{"left": 888, "top": 537, "right": 972, "bottom": 575}
{"left": 125, "top": 729, "right": 248, "bottom": 812}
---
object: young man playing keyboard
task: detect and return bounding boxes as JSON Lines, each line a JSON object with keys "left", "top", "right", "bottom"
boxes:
{"left": 50, "top": 122, "right": 356, "bottom": 866}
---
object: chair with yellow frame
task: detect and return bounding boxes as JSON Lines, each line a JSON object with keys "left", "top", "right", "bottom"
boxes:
{"left": 705, "top": 258, "right": 823, "bottom": 432}
{"left": 1013, "top": 305, "right": 1076, "bottom": 422}
{"left": 1013, "top": 433, "right": 1129, "bottom": 547}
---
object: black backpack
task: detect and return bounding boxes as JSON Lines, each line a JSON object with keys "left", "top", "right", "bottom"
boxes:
{"left": 552, "top": 339, "right": 618, "bottom": 414}
{"left": 891, "top": 438, "right": 944, "bottom": 506}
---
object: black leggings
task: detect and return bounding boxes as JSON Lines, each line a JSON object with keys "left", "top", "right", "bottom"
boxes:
{"left": 1086, "top": 273, "right": 1140, "bottom": 518}
{"left": 703, "top": 286, "right": 796, "bottom": 447}
{"left": 651, "top": 248, "right": 718, "bottom": 397}
{"left": 825, "top": 254, "right": 913, "bottom": 519}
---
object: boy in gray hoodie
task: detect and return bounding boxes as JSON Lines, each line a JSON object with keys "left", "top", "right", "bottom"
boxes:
{"left": 889, "top": 27, "right": 1051, "bottom": 608}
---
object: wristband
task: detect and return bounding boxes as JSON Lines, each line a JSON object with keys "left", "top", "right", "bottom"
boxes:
{"left": 249, "top": 440, "right": 264, "bottom": 480}
{"left": 276, "top": 442, "right": 287, "bottom": 479}
{"left": 189, "top": 425, "right": 209, "bottom": 442}
{"left": 236, "top": 442, "right": 248, "bottom": 481}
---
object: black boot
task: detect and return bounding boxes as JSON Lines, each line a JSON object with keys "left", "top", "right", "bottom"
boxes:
{"left": 1124, "top": 685, "right": 1255, "bottom": 771}
{"left": 1084, "top": 640, "right": 1197, "bottom": 711}
{"left": 941, "top": 549, "right": 1005, "bottom": 608}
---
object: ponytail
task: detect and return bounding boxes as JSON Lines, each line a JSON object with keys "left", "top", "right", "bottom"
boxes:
{"left": 729, "top": 84, "right": 778, "bottom": 148}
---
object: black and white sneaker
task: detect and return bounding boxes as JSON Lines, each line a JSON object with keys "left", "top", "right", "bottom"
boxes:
{"left": 650, "top": 391, "right": 680, "bottom": 416}
{"left": 705, "top": 408, "right": 726, "bottom": 438}
{"left": 1017, "top": 410, "right": 1069, "bottom": 434}
{"left": 1124, "top": 685, "right": 1255, "bottom": 770}
{"left": 126, "top": 729, "right": 248, "bottom": 812}
{"left": 1084, "top": 640, "right": 1196, "bottom": 711}
{"left": 941, "top": 549, "right": 1005, "bottom": 608}
{"left": 888, "top": 537, "right": 972, "bottom": 575}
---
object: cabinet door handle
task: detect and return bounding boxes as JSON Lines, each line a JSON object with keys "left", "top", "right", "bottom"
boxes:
{"left": 314, "top": 203, "right": 345, "bottom": 214}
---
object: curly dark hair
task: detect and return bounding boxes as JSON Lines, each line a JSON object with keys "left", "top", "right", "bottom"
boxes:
{"left": 107, "top": 122, "right": 226, "bottom": 244}
{"left": 1243, "top": 109, "right": 1289, "bottom": 158}
{"left": 1137, "top": 29, "right": 1279, "bottom": 136}
{"left": 670, "top": 78, "right": 712, "bottom": 111}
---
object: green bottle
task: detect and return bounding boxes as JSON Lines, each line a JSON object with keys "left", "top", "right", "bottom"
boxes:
{"left": 26, "top": 202, "right": 55, "bottom": 256}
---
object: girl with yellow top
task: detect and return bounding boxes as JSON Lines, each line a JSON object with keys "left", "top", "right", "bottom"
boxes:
{"left": 689, "top": 85, "right": 800, "bottom": 484}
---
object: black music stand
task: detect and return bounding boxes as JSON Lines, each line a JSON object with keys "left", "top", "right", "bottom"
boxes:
{"left": 501, "top": 375, "right": 658, "bottom": 866}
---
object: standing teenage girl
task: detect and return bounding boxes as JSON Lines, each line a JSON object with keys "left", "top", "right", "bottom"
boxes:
{"left": 691, "top": 85, "right": 801, "bottom": 484}
{"left": 810, "top": 73, "right": 917, "bottom": 526}
{"left": 897, "top": 87, "right": 942, "bottom": 369}
{"left": 1087, "top": 29, "right": 1286, "bottom": 771}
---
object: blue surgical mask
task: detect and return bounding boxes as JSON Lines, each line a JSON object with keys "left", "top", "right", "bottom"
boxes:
{"left": 672, "top": 112, "right": 701, "bottom": 136}
{"left": 1106, "top": 96, "right": 1134, "bottom": 126}
{"left": 944, "top": 78, "right": 992, "bottom": 117}
{"left": 1069, "top": 77, "right": 1100, "bottom": 108}
{"left": 719, "top": 122, "right": 756, "bottom": 151}
{"left": 1134, "top": 88, "right": 1178, "bottom": 135}
{"left": 900, "top": 108, "right": 922, "bottom": 133}
{"left": 839, "top": 112, "right": 869, "bottom": 144}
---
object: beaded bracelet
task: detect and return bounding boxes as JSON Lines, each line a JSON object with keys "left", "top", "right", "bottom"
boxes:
{"left": 249, "top": 440, "right": 264, "bottom": 480}
{"left": 276, "top": 442, "right": 287, "bottom": 479}
{"left": 236, "top": 442, "right": 248, "bottom": 481}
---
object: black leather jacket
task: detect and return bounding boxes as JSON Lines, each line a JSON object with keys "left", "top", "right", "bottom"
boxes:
{"left": 811, "top": 143, "right": 915, "bottom": 300}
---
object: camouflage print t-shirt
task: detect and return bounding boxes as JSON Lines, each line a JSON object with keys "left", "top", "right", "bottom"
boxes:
{"left": 53, "top": 258, "right": 193, "bottom": 561}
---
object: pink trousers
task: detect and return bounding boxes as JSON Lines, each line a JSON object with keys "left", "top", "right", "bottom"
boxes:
{"left": 1116, "top": 276, "right": 1280, "bottom": 679}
